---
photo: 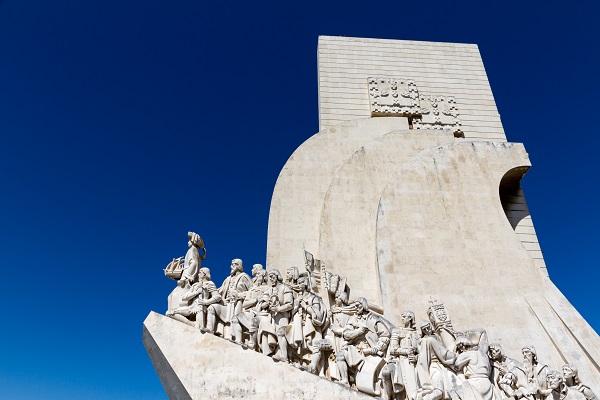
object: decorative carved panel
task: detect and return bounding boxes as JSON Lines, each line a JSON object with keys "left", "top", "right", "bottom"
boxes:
{"left": 412, "top": 95, "right": 462, "bottom": 134}
{"left": 368, "top": 77, "right": 420, "bottom": 116}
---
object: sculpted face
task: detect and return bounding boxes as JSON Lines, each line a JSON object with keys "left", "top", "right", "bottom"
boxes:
{"left": 546, "top": 372, "right": 563, "bottom": 390}
{"left": 489, "top": 347, "right": 502, "bottom": 361}
{"left": 356, "top": 302, "right": 365, "bottom": 314}
{"left": 286, "top": 268, "right": 294, "bottom": 281}
{"left": 562, "top": 366, "right": 575, "bottom": 380}
{"left": 230, "top": 259, "right": 242, "bottom": 275}
{"left": 401, "top": 311, "right": 414, "bottom": 327}
{"left": 420, "top": 323, "right": 433, "bottom": 336}
{"left": 522, "top": 348, "right": 533, "bottom": 363}
{"left": 268, "top": 272, "right": 278, "bottom": 287}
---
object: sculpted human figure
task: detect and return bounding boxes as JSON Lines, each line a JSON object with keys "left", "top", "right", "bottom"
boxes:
{"left": 382, "top": 310, "right": 419, "bottom": 400}
{"left": 328, "top": 290, "right": 355, "bottom": 383}
{"left": 251, "top": 263, "right": 267, "bottom": 286}
{"left": 166, "top": 267, "right": 222, "bottom": 329}
{"left": 414, "top": 321, "right": 455, "bottom": 400}
{"left": 488, "top": 343, "right": 527, "bottom": 398}
{"left": 230, "top": 264, "right": 270, "bottom": 348}
{"left": 206, "top": 259, "right": 252, "bottom": 337}
{"left": 164, "top": 232, "right": 208, "bottom": 313}
{"left": 285, "top": 266, "right": 300, "bottom": 288}
{"left": 522, "top": 345, "right": 550, "bottom": 399}
{"left": 264, "top": 269, "right": 294, "bottom": 362}
{"left": 563, "top": 364, "right": 597, "bottom": 400}
{"left": 449, "top": 336, "right": 500, "bottom": 400}
{"left": 415, "top": 325, "right": 457, "bottom": 399}
{"left": 180, "top": 232, "right": 206, "bottom": 283}
{"left": 546, "top": 370, "right": 586, "bottom": 400}
{"left": 288, "top": 274, "right": 329, "bottom": 371}
{"left": 336, "top": 297, "right": 391, "bottom": 389}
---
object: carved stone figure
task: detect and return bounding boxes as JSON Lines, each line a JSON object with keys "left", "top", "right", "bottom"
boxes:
{"left": 285, "top": 266, "right": 300, "bottom": 288}
{"left": 288, "top": 274, "right": 329, "bottom": 372}
{"left": 416, "top": 319, "right": 459, "bottom": 399}
{"left": 488, "top": 343, "right": 526, "bottom": 398}
{"left": 166, "top": 267, "right": 222, "bottom": 330}
{"left": 382, "top": 310, "right": 419, "bottom": 400}
{"left": 449, "top": 336, "right": 500, "bottom": 400}
{"left": 206, "top": 259, "right": 252, "bottom": 337}
{"left": 164, "top": 232, "right": 208, "bottom": 313}
{"left": 546, "top": 370, "right": 586, "bottom": 400}
{"left": 563, "top": 364, "right": 597, "bottom": 400}
{"left": 414, "top": 321, "right": 455, "bottom": 400}
{"left": 264, "top": 269, "right": 294, "bottom": 362}
{"left": 522, "top": 345, "right": 550, "bottom": 399}
{"left": 251, "top": 263, "right": 267, "bottom": 286}
{"left": 159, "top": 236, "right": 599, "bottom": 400}
{"left": 337, "top": 297, "right": 391, "bottom": 395}
{"left": 230, "top": 274, "right": 269, "bottom": 348}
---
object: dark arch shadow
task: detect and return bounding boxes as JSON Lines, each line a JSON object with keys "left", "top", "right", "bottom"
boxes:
{"left": 499, "top": 166, "right": 530, "bottom": 230}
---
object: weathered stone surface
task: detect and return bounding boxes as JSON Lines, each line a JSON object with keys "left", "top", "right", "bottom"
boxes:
{"left": 143, "top": 312, "right": 375, "bottom": 400}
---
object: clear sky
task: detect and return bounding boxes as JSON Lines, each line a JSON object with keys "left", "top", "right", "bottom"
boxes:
{"left": 0, "top": 1, "right": 598, "bottom": 399}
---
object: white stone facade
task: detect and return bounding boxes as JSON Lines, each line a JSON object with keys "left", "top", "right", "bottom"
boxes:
{"left": 145, "top": 36, "right": 600, "bottom": 399}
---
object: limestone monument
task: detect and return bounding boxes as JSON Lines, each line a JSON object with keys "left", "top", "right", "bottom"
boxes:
{"left": 143, "top": 36, "right": 600, "bottom": 400}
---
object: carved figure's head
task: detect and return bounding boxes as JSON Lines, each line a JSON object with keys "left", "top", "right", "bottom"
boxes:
{"left": 268, "top": 269, "right": 282, "bottom": 286}
{"left": 522, "top": 346, "right": 537, "bottom": 364}
{"left": 187, "top": 232, "right": 204, "bottom": 249}
{"left": 419, "top": 321, "right": 433, "bottom": 336}
{"left": 296, "top": 274, "right": 309, "bottom": 292}
{"left": 230, "top": 259, "right": 243, "bottom": 275}
{"left": 401, "top": 310, "right": 416, "bottom": 329}
{"left": 562, "top": 364, "right": 581, "bottom": 385}
{"left": 488, "top": 343, "right": 504, "bottom": 361}
{"left": 546, "top": 370, "right": 565, "bottom": 391}
{"left": 251, "top": 264, "right": 266, "bottom": 284}
{"left": 252, "top": 263, "right": 264, "bottom": 276}
{"left": 334, "top": 290, "right": 349, "bottom": 306}
{"left": 455, "top": 336, "right": 473, "bottom": 353}
{"left": 285, "top": 267, "right": 299, "bottom": 284}
{"left": 198, "top": 267, "right": 211, "bottom": 281}
{"left": 354, "top": 297, "right": 369, "bottom": 315}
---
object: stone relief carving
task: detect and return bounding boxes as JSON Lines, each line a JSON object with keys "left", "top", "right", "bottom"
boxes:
{"left": 368, "top": 77, "right": 463, "bottom": 136}
{"left": 162, "top": 232, "right": 597, "bottom": 400}
{"left": 368, "top": 77, "right": 420, "bottom": 116}
{"left": 563, "top": 364, "right": 597, "bottom": 400}
{"left": 413, "top": 95, "right": 462, "bottom": 134}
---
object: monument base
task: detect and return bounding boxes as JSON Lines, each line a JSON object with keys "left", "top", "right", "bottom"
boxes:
{"left": 143, "top": 311, "right": 376, "bottom": 400}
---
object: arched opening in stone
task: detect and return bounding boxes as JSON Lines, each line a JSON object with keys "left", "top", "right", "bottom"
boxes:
{"left": 499, "top": 166, "right": 530, "bottom": 230}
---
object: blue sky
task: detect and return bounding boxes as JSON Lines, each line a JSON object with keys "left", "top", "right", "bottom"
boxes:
{"left": 0, "top": 1, "right": 598, "bottom": 399}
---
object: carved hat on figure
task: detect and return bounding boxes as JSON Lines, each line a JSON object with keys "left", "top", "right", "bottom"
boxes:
{"left": 188, "top": 232, "right": 205, "bottom": 252}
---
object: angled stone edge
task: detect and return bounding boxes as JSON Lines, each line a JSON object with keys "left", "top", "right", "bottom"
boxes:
{"left": 143, "top": 311, "right": 376, "bottom": 400}
{"left": 143, "top": 320, "right": 192, "bottom": 400}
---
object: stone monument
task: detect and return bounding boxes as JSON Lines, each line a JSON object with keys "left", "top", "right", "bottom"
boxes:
{"left": 143, "top": 36, "right": 600, "bottom": 400}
